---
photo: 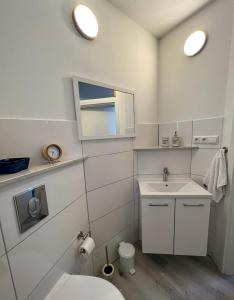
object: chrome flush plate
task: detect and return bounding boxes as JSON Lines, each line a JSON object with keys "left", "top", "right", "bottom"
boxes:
{"left": 14, "top": 185, "right": 49, "bottom": 233}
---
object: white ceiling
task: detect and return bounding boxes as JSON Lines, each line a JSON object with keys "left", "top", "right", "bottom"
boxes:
{"left": 108, "top": 0, "right": 214, "bottom": 37}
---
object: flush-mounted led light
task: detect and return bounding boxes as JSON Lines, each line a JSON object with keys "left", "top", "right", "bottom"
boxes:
{"left": 73, "top": 4, "right": 99, "bottom": 40}
{"left": 184, "top": 30, "right": 207, "bottom": 57}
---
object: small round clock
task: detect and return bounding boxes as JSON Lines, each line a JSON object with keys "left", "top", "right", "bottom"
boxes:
{"left": 42, "top": 144, "right": 62, "bottom": 162}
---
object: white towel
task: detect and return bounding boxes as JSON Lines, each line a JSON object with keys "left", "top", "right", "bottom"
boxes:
{"left": 203, "top": 149, "right": 227, "bottom": 203}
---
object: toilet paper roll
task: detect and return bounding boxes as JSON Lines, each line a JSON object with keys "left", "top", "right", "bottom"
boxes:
{"left": 79, "top": 237, "right": 95, "bottom": 256}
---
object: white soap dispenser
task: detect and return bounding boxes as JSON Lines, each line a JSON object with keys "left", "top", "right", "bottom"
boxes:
{"left": 172, "top": 131, "right": 181, "bottom": 147}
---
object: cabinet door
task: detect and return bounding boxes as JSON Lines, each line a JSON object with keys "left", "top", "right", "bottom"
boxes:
{"left": 141, "top": 198, "right": 175, "bottom": 254}
{"left": 174, "top": 199, "right": 210, "bottom": 256}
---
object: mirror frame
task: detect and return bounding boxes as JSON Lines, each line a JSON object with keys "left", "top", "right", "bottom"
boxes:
{"left": 72, "top": 76, "right": 136, "bottom": 140}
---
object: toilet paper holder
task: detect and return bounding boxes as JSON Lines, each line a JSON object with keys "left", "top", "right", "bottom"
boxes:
{"left": 77, "top": 231, "right": 90, "bottom": 241}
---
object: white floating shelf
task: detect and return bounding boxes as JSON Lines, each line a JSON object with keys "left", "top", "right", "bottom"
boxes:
{"left": 134, "top": 146, "right": 199, "bottom": 151}
{"left": 0, "top": 156, "right": 87, "bottom": 188}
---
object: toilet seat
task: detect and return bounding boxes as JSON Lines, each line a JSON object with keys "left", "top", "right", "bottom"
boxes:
{"left": 45, "top": 273, "right": 125, "bottom": 300}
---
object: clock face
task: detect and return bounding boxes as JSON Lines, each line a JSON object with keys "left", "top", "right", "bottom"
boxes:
{"left": 47, "top": 145, "right": 61, "bottom": 160}
{"left": 42, "top": 144, "right": 62, "bottom": 161}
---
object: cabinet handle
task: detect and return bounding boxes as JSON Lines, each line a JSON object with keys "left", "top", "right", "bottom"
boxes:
{"left": 183, "top": 203, "right": 205, "bottom": 207}
{"left": 149, "top": 203, "right": 169, "bottom": 207}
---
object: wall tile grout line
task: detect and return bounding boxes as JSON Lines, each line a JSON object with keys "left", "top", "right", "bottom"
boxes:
{"left": 138, "top": 173, "right": 191, "bottom": 176}
{"left": 6, "top": 192, "right": 86, "bottom": 253}
{"left": 132, "top": 139, "right": 136, "bottom": 225}
{"left": 81, "top": 140, "right": 95, "bottom": 275}
{"left": 191, "top": 173, "right": 205, "bottom": 176}
{"left": 87, "top": 175, "right": 135, "bottom": 193}
{"left": 84, "top": 149, "right": 133, "bottom": 159}
{"left": 90, "top": 199, "right": 135, "bottom": 223}
{"left": 190, "top": 120, "right": 194, "bottom": 177}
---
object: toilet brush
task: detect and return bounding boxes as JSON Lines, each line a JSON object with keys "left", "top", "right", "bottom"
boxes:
{"left": 105, "top": 246, "right": 110, "bottom": 266}
{"left": 102, "top": 246, "right": 115, "bottom": 281}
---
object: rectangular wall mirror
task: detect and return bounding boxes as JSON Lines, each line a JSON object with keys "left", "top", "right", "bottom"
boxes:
{"left": 72, "top": 77, "right": 135, "bottom": 140}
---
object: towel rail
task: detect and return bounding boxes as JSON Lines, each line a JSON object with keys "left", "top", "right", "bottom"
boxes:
{"left": 223, "top": 147, "right": 228, "bottom": 154}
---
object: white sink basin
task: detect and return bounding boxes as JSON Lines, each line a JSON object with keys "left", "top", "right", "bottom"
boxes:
{"left": 146, "top": 182, "right": 187, "bottom": 192}
{"left": 139, "top": 179, "right": 211, "bottom": 198}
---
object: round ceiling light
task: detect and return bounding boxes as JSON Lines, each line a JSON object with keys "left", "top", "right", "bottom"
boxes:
{"left": 184, "top": 30, "right": 207, "bottom": 57}
{"left": 73, "top": 5, "right": 99, "bottom": 40}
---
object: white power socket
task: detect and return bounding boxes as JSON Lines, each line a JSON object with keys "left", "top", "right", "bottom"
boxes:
{"left": 193, "top": 136, "right": 201, "bottom": 144}
{"left": 193, "top": 135, "right": 219, "bottom": 145}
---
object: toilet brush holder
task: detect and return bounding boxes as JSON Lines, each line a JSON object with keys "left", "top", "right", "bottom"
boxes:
{"left": 102, "top": 263, "right": 115, "bottom": 281}
{"left": 101, "top": 245, "right": 115, "bottom": 282}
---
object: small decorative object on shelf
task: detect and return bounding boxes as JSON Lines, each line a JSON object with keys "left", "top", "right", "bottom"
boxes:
{"left": 161, "top": 137, "right": 169, "bottom": 147}
{"left": 0, "top": 158, "right": 30, "bottom": 174}
{"left": 172, "top": 131, "right": 182, "bottom": 147}
{"left": 42, "top": 144, "right": 62, "bottom": 163}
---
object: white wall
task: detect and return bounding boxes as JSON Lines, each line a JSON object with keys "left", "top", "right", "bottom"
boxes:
{"left": 157, "top": 0, "right": 234, "bottom": 274}
{"left": 82, "top": 138, "right": 138, "bottom": 274}
{"left": 0, "top": 0, "right": 158, "bottom": 298}
{"left": 218, "top": 15, "right": 234, "bottom": 274}
{"left": 0, "top": 0, "right": 158, "bottom": 123}
{"left": 158, "top": 0, "right": 234, "bottom": 123}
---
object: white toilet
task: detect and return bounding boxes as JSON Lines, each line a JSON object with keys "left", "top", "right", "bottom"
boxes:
{"left": 45, "top": 273, "right": 125, "bottom": 300}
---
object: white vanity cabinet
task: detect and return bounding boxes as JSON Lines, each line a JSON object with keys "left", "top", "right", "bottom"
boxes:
{"left": 174, "top": 198, "right": 210, "bottom": 256}
{"left": 141, "top": 198, "right": 175, "bottom": 254}
{"left": 141, "top": 197, "right": 210, "bottom": 256}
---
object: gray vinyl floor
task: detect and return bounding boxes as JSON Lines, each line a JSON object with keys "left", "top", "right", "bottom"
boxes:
{"left": 112, "top": 247, "right": 234, "bottom": 300}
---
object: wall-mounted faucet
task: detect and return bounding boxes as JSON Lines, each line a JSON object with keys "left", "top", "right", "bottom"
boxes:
{"left": 163, "top": 167, "right": 169, "bottom": 182}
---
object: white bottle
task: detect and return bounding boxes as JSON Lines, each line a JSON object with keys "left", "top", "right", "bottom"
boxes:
{"left": 172, "top": 131, "right": 181, "bottom": 147}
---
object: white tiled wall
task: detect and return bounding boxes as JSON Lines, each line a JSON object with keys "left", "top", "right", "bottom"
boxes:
{"left": 137, "top": 117, "right": 224, "bottom": 179}
{"left": 0, "top": 226, "right": 5, "bottom": 257}
{"left": 84, "top": 151, "right": 133, "bottom": 191}
{"left": 191, "top": 117, "right": 224, "bottom": 256}
{"left": 0, "top": 164, "right": 86, "bottom": 251}
{"left": 83, "top": 138, "right": 136, "bottom": 275}
{"left": 134, "top": 123, "right": 158, "bottom": 147}
{"left": 0, "top": 162, "right": 91, "bottom": 300}
{"left": 83, "top": 139, "right": 133, "bottom": 157}
{"left": 0, "top": 118, "right": 91, "bottom": 300}
{"left": 159, "top": 120, "right": 192, "bottom": 147}
{"left": 8, "top": 195, "right": 88, "bottom": 300}
{"left": 191, "top": 149, "right": 218, "bottom": 177}
{"left": 138, "top": 150, "right": 191, "bottom": 176}
{"left": 91, "top": 201, "right": 134, "bottom": 248}
{"left": 28, "top": 234, "right": 93, "bottom": 300}
{"left": 192, "top": 117, "right": 223, "bottom": 149}
{"left": 0, "top": 226, "right": 16, "bottom": 300}
{"left": 0, "top": 119, "right": 82, "bottom": 166}
{"left": 190, "top": 117, "right": 223, "bottom": 182}
{"left": 87, "top": 177, "right": 134, "bottom": 222}
{"left": 0, "top": 255, "right": 16, "bottom": 300}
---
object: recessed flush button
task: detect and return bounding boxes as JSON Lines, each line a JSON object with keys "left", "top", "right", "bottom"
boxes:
{"left": 14, "top": 185, "right": 49, "bottom": 233}
{"left": 28, "top": 197, "right": 41, "bottom": 218}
